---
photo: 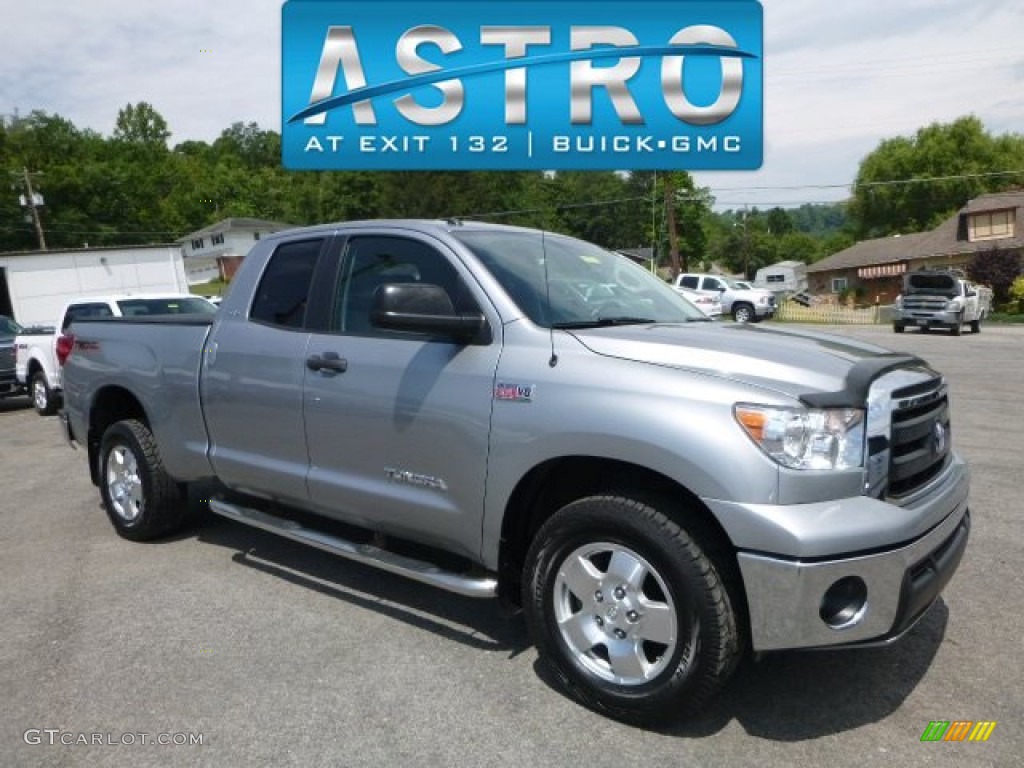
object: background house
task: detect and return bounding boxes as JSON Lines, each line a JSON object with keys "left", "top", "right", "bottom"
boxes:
{"left": 808, "top": 191, "right": 1024, "bottom": 303}
{"left": 180, "top": 217, "right": 291, "bottom": 282}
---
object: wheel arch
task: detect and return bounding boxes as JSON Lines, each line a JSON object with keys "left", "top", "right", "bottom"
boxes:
{"left": 497, "top": 456, "right": 743, "bottom": 613}
{"left": 87, "top": 386, "right": 150, "bottom": 486}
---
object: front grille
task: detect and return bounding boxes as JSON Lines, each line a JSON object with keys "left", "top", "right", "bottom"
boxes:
{"left": 903, "top": 296, "right": 949, "bottom": 311}
{"left": 888, "top": 379, "right": 950, "bottom": 498}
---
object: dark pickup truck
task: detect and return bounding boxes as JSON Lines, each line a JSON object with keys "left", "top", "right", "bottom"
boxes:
{"left": 1, "top": 315, "right": 25, "bottom": 400}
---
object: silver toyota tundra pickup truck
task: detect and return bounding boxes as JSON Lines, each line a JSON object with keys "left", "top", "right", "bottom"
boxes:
{"left": 60, "top": 220, "right": 970, "bottom": 724}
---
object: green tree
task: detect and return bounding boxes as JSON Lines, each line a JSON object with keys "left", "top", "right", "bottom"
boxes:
{"left": 966, "top": 248, "right": 1022, "bottom": 304}
{"left": 766, "top": 207, "right": 793, "bottom": 236}
{"left": 213, "top": 122, "right": 281, "bottom": 168}
{"left": 850, "top": 117, "right": 1024, "bottom": 238}
{"left": 113, "top": 102, "right": 170, "bottom": 147}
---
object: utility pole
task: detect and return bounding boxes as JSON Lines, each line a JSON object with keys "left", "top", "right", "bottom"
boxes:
{"left": 17, "top": 167, "right": 47, "bottom": 250}
{"left": 664, "top": 174, "right": 682, "bottom": 278}
{"left": 651, "top": 170, "right": 658, "bottom": 274}
{"left": 735, "top": 207, "right": 749, "bottom": 279}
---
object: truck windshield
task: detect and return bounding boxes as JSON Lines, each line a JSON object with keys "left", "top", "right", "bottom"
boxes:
{"left": 0, "top": 316, "right": 22, "bottom": 337}
{"left": 454, "top": 230, "right": 707, "bottom": 328}
{"left": 116, "top": 298, "right": 218, "bottom": 316}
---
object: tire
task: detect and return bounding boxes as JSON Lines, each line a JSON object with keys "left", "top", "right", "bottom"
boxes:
{"left": 99, "top": 419, "right": 186, "bottom": 541}
{"left": 970, "top": 319, "right": 980, "bottom": 334}
{"left": 951, "top": 322, "right": 962, "bottom": 336}
{"left": 732, "top": 303, "right": 754, "bottom": 323}
{"left": 30, "top": 371, "right": 58, "bottom": 416}
{"left": 893, "top": 323, "right": 905, "bottom": 334}
{"left": 522, "top": 495, "right": 742, "bottom": 724}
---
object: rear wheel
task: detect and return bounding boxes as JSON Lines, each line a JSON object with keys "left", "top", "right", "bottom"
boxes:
{"left": 30, "top": 371, "right": 58, "bottom": 416}
{"left": 99, "top": 419, "right": 186, "bottom": 541}
{"left": 523, "top": 495, "right": 742, "bottom": 724}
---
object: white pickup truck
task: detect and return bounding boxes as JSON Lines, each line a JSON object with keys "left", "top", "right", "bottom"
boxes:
{"left": 673, "top": 273, "right": 776, "bottom": 322}
{"left": 15, "top": 294, "right": 217, "bottom": 415}
{"left": 893, "top": 270, "right": 993, "bottom": 336}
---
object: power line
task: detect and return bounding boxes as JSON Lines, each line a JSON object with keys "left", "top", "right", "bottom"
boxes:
{"left": 701, "top": 169, "right": 1024, "bottom": 194}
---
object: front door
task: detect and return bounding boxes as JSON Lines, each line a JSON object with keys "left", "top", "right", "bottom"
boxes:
{"left": 303, "top": 232, "right": 501, "bottom": 558}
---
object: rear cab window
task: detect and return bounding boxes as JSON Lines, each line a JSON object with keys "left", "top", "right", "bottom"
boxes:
{"left": 116, "top": 298, "right": 217, "bottom": 317}
{"left": 62, "top": 303, "right": 114, "bottom": 331}
{"left": 249, "top": 239, "right": 324, "bottom": 329}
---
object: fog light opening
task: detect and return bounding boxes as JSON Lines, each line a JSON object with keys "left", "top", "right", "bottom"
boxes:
{"left": 820, "top": 576, "right": 868, "bottom": 629}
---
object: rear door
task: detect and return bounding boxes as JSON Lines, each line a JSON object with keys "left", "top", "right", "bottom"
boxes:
{"left": 302, "top": 230, "right": 502, "bottom": 558}
{"left": 202, "top": 236, "right": 336, "bottom": 505}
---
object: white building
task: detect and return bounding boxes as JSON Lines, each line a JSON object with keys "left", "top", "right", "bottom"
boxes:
{"left": 0, "top": 244, "right": 189, "bottom": 326}
{"left": 180, "top": 217, "right": 291, "bottom": 282}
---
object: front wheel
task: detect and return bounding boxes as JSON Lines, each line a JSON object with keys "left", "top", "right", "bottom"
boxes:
{"left": 893, "top": 323, "right": 905, "bottom": 334}
{"left": 970, "top": 319, "right": 981, "bottom": 334}
{"left": 99, "top": 419, "right": 186, "bottom": 541}
{"left": 30, "top": 371, "right": 58, "bottom": 416}
{"left": 732, "top": 303, "right": 754, "bottom": 323}
{"left": 522, "top": 496, "right": 742, "bottom": 724}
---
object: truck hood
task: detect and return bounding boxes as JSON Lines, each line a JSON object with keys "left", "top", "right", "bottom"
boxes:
{"left": 570, "top": 322, "right": 913, "bottom": 403}
{"left": 904, "top": 272, "right": 957, "bottom": 297}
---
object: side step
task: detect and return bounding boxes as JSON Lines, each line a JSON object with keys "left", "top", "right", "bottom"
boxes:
{"left": 208, "top": 499, "right": 498, "bottom": 599}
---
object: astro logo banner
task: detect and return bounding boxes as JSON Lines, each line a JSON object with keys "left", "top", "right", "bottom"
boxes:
{"left": 282, "top": 0, "right": 762, "bottom": 170}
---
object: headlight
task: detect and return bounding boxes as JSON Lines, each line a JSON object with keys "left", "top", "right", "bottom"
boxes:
{"left": 734, "top": 404, "right": 865, "bottom": 470}
{"left": 894, "top": 296, "right": 903, "bottom": 309}
{"left": 946, "top": 299, "right": 963, "bottom": 312}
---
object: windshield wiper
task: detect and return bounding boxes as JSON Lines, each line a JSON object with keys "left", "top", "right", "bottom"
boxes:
{"left": 552, "top": 317, "right": 657, "bottom": 329}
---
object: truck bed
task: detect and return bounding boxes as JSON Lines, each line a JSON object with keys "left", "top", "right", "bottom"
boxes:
{"left": 63, "top": 315, "right": 216, "bottom": 483}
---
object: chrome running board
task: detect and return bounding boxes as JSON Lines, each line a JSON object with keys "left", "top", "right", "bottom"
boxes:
{"left": 208, "top": 499, "right": 498, "bottom": 599}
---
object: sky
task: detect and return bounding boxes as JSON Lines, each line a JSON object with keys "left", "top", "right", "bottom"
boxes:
{"left": 1, "top": 0, "right": 1022, "bottom": 211}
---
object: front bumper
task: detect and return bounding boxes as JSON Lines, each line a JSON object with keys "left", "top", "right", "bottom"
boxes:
{"left": 0, "top": 372, "right": 23, "bottom": 397}
{"left": 897, "top": 311, "right": 960, "bottom": 328}
{"left": 720, "top": 452, "right": 970, "bottom": 652}
{"left": 737, "top": 501, "right": 969, "bottom": 651}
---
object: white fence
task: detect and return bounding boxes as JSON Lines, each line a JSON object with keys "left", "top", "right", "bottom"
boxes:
{"left": 775, "top": 302, "right": 886, "bottom": 325}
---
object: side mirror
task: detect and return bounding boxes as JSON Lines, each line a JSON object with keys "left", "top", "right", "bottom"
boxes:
{"left": 371, "top": 283, "right": 487, "bottom": 343}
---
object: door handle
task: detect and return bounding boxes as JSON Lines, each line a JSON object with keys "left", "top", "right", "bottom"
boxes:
{"left": 306, "top": 352, "right": 348, "bottom": 374}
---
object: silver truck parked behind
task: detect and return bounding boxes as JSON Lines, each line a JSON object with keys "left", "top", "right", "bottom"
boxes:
{"left": 893, "top": 269, "right": 993, "bottom": 335}
{"left": 60, "top": 221, "right": 970, "bottom": 724}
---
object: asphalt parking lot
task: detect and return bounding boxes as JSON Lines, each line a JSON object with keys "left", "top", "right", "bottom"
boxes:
{"left": 2, "top": 323, "right": 1021, "bottom": 767}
